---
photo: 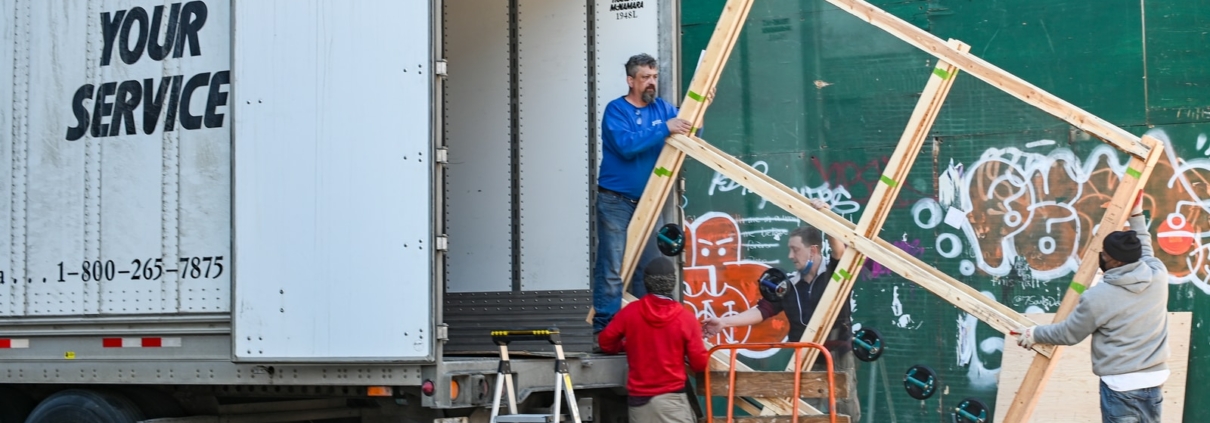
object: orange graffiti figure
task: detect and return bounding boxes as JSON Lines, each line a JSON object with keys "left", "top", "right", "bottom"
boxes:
{"left": 681, "top": 212, "right": 789, "bottom": 353}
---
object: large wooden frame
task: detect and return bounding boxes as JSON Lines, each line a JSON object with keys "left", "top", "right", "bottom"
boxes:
{"left": 600, "top": 0, "right": 1163, "bottom": 421}
{"left": 783, "top": 38, "right": 969, "bottom": 376}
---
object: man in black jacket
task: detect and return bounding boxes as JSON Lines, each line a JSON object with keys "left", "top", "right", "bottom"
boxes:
{"left": 702, "top": 199, "right": 859, "bottom": 421}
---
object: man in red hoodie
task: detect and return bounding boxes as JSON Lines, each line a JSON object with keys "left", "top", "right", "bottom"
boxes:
{"left": 599, "top": 257, "right": 709, "bottom": 423}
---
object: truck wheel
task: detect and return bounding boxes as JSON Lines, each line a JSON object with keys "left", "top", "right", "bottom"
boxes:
{"left": 24, "top": 389, "right": 145, "bottom": 423}
{"left": 0, "top": 386, "right": 34, "bottom": 423}
{"left": 109, "top": 387, "right": 185, "bottom": 419}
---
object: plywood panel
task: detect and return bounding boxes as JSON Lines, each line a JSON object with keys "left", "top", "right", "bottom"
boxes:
{"left": 996, "top": 312, "right": 1190, "bottom": 423}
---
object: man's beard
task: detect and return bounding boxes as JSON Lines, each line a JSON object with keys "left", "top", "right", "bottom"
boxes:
{"left": 641, "top": 87, "right": 655, "bottom": 104}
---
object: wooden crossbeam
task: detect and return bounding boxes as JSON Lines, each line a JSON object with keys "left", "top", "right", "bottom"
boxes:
{"left": 706, "top": 346, "right": 825, "bottom": 415}
{"left": 821, "top": 0, "right": 1151, "bottom": 159}
{"left": 782, "top": 39, "right": 969, "bottom": 376}
{"left": 665, "top": 133, "right": 1056, "bottom": 359}
{"left": 1000, "top": 135, "right": 1165, "bottom": 422}
{"left": 697, "top": 371, "right": 850, "bottom": 398}
{"left": 726, "top": 417, "right": 851, "bottom": 423}
{"left": 586, "top": 0, "right": 754, "bottom": 323}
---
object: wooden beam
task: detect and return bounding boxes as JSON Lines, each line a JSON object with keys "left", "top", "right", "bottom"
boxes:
{"left": 1000, "top": 135, "right": 1165, "bottom": 423}
{"left": 665, "top": 133, "right": 1056, "bottom": 358}
{"left": 725, "top": 417, "right": 851, "bottom": 423}
{"left": 697, "top": 371, "right": 850, "bottom": 398}
{"left": 821, "top": 0, "right": 1151, "bottom": 159}
{"left": 784, "top": 39, "right": 969, "bottom": 375}
{"left": 587, "top": 0, "right": 755, "bottom": 322}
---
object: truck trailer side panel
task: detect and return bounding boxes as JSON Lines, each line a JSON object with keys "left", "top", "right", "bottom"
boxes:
{"left": 1, "top": 0, "right": 232, "bottom": 317}
{"left": 231, "top": 0, "right": 435, "bottom": 362}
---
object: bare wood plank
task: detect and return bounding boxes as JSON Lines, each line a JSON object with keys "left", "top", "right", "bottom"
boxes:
{"left": 718, "top": 415, "right": 851, "bottom": 423}
{"left": 821, "top": 0, "right": 1150, "bottom": 159}
{"left": 786, "top": 39, "right": 969, "bottom": 374}
{"left": 587, "top": 0, "right": 755, "bottom": 322}
{"left": 706, "top": 346, "right": 824, "bottom": 415}
{"left": 665, "top": 133, "right": 1055, "bottom": 358}
{"left": 1001, "top": 135, "right": 1165, "bottom": 423}
{"left": 696, "top": 371, "right": 850, "bottom": 399}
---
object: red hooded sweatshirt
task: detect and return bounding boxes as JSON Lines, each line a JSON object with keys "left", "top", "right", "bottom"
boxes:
{"left": 598, "top": 295, "right": 710, "bottom": 397}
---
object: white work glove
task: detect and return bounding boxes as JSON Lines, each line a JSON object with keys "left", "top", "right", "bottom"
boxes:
{"left": 1131, "top": 191, "right": 1144, "bottom": 216}
{"left": 1014, "top": 326, "right": 1037, "bottom": 350}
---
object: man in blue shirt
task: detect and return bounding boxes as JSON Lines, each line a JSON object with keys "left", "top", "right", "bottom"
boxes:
{"left": 593, "top": 53, "right": 691, "bottom": 341}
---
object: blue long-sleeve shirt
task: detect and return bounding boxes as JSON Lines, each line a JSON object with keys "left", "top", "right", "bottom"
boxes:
{"left": 598, "top": 96, "right": 680, "bottom": 199}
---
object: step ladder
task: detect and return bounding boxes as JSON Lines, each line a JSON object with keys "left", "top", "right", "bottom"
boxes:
{"left": 701, "top": 342, "right": 849, "bottom": 423}
{"left": 489, "top": 328, "right": 582, "bottom": 423}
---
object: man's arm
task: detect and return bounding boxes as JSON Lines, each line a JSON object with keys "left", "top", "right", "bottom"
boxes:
{"left": 702, "top": 306, "right": 768, "bottom": 337}
{"left": 602, "top": 103, "right": 670, "bottom": 161}
{"left": 1128, "top": 193, "right": 1153, "bottom": 258}
{"left": 1128, "top": 193, "right": 1169, "bottom": 276}
{"left": 598, "top": 311, "right": 626, "bottom": 354}
{"left": 810, "top": 199, "right": 846, "bottom": 257}
{"left": 1031, "top": 294, "right": 1101, "bottom": 346}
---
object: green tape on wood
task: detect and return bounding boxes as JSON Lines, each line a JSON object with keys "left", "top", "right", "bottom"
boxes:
{"left": 831, "top": 273, "right": 843, "bottom": 282}
{"left": 879, "top": 175, "right": 899, "bottom": 188}
{"left": 1069, "top": 281, "right": 1087, "bottom": 294}
{"left": 687, "top": 91, "right": 705, "bottom": 102}
{"left": 1126, "top": 167, "right": 1142, "bottom": 179}
{"left": 932, "top": 67, "right": 952, "bottom": 80}
{"left": 835, "top": 268, "right": 852, "bottom": 282}
{"left": 654, "top": 167, "right": 672, "bottom": 177}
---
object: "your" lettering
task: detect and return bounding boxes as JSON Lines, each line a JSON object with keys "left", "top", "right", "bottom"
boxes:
{"left": 101, "top": 1, "right": 208, "bottom": 66}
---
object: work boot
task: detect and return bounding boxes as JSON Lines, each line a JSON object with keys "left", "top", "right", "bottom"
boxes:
{"left": 592, "top": 332, "right": 603, "bottom": 354}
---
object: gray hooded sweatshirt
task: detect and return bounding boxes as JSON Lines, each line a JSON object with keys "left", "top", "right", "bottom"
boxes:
{"left": 1032, "top": 215, "right": 1169, "bottom": 377}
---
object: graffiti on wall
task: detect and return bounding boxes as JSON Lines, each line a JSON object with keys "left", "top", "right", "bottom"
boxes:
{"left": 681, "top": 212, "right": 790, "bottom": 358}
{"left": 956, "top": 291, "right": 1005, "bottom": 388}
{"left": 917, "top": 130, "right": 1210, "bottom": 295}
{"left": 684, "top": 130, "right": 1209, "bottom": 360}
{"left": 708, "top": 160, "right": 864, "bottom": 215}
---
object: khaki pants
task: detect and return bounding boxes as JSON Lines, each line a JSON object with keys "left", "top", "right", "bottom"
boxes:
{"left": 629, "top": 393, "right": 696, "bottom": 423}
{"left": 807, "top": 351, "right": 861, "bottom": 422}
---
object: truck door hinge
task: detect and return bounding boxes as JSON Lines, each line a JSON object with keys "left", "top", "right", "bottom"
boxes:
{"left": 436, "top": 235, "right": 449, "bottom": 252}
{"left": 435, "top": 60, "right": 448, "bottom": 77}
{"left": 436, "top": 324, "right": 449, "bottom": 341}
{"left": 435, "top": 147, "right": 449, "bottom": 164}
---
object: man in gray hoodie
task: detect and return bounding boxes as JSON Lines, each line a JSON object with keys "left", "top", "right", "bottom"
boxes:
{"left": 1015, "top": 194, "right": 1169, "bottom": 423}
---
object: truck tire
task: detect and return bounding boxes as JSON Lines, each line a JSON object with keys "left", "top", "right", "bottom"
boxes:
{"left": 0, "top": 386, "right": 34, "bottom": 423}
{"left": 23, "top": 389, "right": 145, "bottom": 423}
{"left": 109, "top": 387, "right": 185, "bottom": 419}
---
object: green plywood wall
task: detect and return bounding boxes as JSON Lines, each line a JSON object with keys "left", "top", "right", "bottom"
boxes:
{"left": 678, "top": 0, "right": 1209, "bottom": 421}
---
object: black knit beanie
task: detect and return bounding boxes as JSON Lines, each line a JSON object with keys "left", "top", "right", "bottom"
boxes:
{"left": 1103, "top": 230, "right": 1142, "bottom": 264}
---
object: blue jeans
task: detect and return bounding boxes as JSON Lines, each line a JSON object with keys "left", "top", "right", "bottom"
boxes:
{"left": 1100, "top": 381, "right": 1162, "bottom": 423}
{"left": 592, "top": 189, "right": 664, "bottom": 332}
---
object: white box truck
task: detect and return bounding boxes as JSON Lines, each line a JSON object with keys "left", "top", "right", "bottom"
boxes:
{"left": 0, "top": 0, "right": 681, "bottom": 421}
